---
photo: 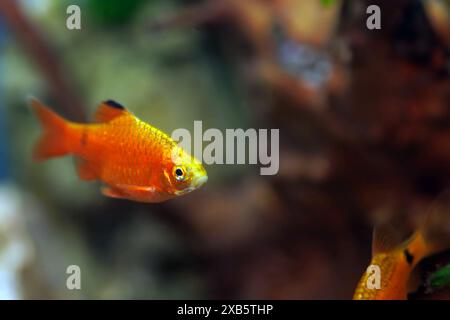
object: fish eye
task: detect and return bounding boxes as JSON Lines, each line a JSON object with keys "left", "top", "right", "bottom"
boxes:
{"left": 173, "top": 166, "right": 186, "bottom": 181}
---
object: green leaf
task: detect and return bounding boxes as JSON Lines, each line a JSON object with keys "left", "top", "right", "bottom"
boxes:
{"left": 429, "top": 264, "right": 450, "bottom": 289}
{"left": 320, "top": 0, "right": 336, "bottom": 7}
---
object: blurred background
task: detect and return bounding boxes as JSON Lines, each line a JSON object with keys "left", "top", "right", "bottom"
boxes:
{"left": 0, "top": 0, "right": 449, "bottom": 299}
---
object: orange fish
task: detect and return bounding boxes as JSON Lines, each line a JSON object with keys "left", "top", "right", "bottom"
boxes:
{"left": 353, "top": 194, "right": 450, "bottom": 300}
{"left": 30, "top": 98, "right": 208, "bottom": 203}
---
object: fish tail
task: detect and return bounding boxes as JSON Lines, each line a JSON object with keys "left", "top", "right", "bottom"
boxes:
{"left": 414, "top": 191, "right": 450, "bottom": 259}
{"left": 30, "top": 98, "right": 74, "bottom": 160}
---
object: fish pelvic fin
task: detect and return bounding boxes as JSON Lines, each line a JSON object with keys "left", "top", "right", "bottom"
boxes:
{"left": 75, "top": 157, "right": 98, "bottom": 181}
{"left": 30, "top": 98, "right": 73, "bottom": 161}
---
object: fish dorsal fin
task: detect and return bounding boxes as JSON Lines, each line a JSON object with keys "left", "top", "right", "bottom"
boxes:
{"left": 372, "top": 222, "right": 403, "bottom": 255}
{"left": 420, "top": 190, "right": 450, "bottom": 253}
{"left": 95, "top": 100, "right": 129, "bottom": 123}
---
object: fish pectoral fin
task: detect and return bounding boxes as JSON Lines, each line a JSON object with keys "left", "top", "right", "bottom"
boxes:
{"left": 75, "top": 157, "right": 98, "bottom": 181}
{"left": 115, "top": 184, "right": 157, "bottom": 193}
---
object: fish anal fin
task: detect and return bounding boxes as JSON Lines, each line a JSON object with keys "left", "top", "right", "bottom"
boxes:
{"left": 95, "top": 100, "right": 129, "bottom": 123}
{"left": 101, "top": 186, "right": 129, "bottom": 200}
{"left": 101, "top": 184, "right": 169, "bottom": 203}
{"left": 372, "top": 222, "right": 404, "bottom": 255}
{"left": 75, "top": 158, "right": 98, "bottom": 181}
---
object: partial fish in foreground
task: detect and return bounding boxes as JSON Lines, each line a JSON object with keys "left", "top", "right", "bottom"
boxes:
{"left": 30, "top": 98, "right": 207, "bottom": 203}
{"left": 353, "top": 191, "right": 450, "bottom": 300}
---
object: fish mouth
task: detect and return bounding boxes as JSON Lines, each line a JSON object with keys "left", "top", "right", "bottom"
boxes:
{"left": 174, "top": 175, "right": 207, "bottom": 196}
{"left": 192, "top": 174, "right": 208, "bottom": 189}
{"left": 175, "top": 187, "right": 194, "bottom": 196}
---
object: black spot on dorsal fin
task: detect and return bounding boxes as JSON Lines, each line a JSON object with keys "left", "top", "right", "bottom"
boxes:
{"left": 95, "top": 100, "right": 129, "bottom": 123}
{"left": 104, "top": 100, "right": 124, "bottom": 110}
{"left": 404, "top": 249, "right": 414, "bottom": 265}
